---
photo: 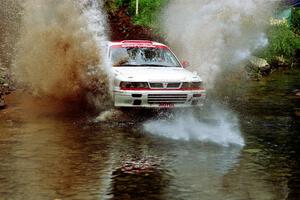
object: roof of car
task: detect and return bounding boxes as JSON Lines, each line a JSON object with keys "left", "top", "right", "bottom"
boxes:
{"left": 107, "top": 40, "right": 169, "bottom": 49}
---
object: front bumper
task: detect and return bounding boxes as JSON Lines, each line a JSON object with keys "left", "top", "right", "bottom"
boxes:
{"left": 113, "top": 89, "right": 206, "bottom": 108}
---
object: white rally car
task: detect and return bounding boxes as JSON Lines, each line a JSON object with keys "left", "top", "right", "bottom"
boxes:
{"left": 106, "top": 40, "right": 206, "bottom": 108}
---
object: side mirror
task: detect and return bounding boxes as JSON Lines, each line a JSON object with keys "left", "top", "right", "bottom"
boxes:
{"left": 181, "top": 60, "right": 190, "bottom": 68}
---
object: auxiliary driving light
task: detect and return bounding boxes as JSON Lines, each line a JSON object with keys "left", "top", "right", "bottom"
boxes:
{"left": 181, "top": 82, "right": 202, "bottom": 89}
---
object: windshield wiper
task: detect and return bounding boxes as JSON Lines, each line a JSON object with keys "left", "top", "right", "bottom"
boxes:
{"left": 134, "top": 64, "right": 179, "bottom": 67}
{"left": 115, "top": 64, "right": 139, "bottom": 67}
{"left": 140, "top": 64, "right": 167, "bottom": 67}
{"left": 116, "top": 64, "right": 180, "bottom": 67}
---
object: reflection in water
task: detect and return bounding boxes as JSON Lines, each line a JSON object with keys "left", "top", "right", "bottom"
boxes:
{"left": 103, "top": 129, "right": 171, "bottom": 200}
{"left": 109, "top": 158, "right": 169, "bottom": 200}
{"left": 162, "top": 143, "right": 242, "bottom": 200}
{"left": 103, "top": 124, "right": 244, "bottom": 200}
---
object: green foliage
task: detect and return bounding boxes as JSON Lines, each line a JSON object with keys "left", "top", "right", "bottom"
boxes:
{"left": 260, "top": 23, "right": 300, "bottom": 62}
{"left": 129, "top": 0, "right": 168, "bottom": 28}
{"left": 113, "top": 0, "right": 168, "bottom": 28}
{"left": 291, "top": 8, "right": 300, "bottom": 34}
{"left": 115, "top": 0, "right": 130, "bottom": 7}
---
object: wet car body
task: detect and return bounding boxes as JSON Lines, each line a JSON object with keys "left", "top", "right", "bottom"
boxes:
{"left": 106, "top": 40, "right": 206, "bottom": 108}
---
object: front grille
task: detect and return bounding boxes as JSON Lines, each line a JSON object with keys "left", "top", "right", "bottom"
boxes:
{"left": 148, "top": 94, "right": 187, "bottom": 104}
{"left": 167, "top": 82, "right": 181, "bottom": 88}
{"left": 149, "top": 82, "right": 181, "bottom": 89}
{"left": 149, "top": 83, "right": 163, "bottom": 88}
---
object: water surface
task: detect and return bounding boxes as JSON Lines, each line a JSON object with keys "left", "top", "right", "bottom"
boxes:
{"left": 0, "top": 68, "right": 299, "bottom": 200}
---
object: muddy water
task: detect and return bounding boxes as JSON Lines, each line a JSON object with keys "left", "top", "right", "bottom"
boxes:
{"left": 0, "top": 68, "right": 299, "bottom": 200}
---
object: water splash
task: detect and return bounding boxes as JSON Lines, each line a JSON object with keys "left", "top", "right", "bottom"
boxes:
{"left": 12, "top": 0, "right": 110, "bottom": 107}
{"left": 93, "top": 109, "right": 123, "bottom": 122}
{"left": 163, "top": 0, "right": 278, "bottom": 87}
{"left": 77, "top": 0, "right": 111, "bottom": 75}
{"left": 78, "top": 0, "right": 114, "bottom": 108}
{"left": 0, "top": 1, "right": 21, "bottom": 68}
{"left": 147, "top": 0, "right": 280, "bottom": 145}
{"left": 143, "top": 107, "right": 245, "bottom": 147}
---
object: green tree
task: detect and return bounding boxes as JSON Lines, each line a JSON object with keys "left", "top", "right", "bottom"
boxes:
{"left": 260, "top": 23, "right": 300, "bottom": 62}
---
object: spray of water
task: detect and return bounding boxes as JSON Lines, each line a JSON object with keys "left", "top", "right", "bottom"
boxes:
{"left": 77, "top": 0, "right": 114, "bottom": 108}
{"left": 0, "top": 1, "right": 21, "bottom": 68}
{"left": 163, "top": 0, "right": 278, "bottom": 86}
{"left": 144, "top": 0, "right": 279, "bottom": 145}
{"left": 78, "top": 0, "right": 111, "bottom": 73}
{"left": 12, "top": 0, "right": 111, "bottom": 108}
{"left": 144, "top": 107, "right": 244, "bottom": 147}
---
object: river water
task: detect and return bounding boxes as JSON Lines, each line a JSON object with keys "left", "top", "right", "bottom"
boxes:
{"left": 0, "top": 68, "right": 299, "bottom": 200}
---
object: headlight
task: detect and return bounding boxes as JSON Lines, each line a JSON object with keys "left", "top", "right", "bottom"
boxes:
{"left": 120, "top": 82, "right": 149, "bottom": 89}
{"left": 191, "top": 82, "right": 202, "bottom": 88}
{"left": 181, "top": 82, "right": 202, "bottom": 89}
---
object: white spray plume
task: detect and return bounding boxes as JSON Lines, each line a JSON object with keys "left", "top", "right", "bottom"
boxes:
{"left": 77, "top": 0, "right": 115, "bottom": 106}
{"left": 77, "top": 0, "right": 112, "bottom": 75}
{"left": 163, "top": 0, "right": 278, "bottom": 87}
{"left": 144, "top": 107, "right": 245, "bottom": 147}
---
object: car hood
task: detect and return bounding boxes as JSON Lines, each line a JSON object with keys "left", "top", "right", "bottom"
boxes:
{"left": 113, "top": 67, "right": 201, "bottom": 82}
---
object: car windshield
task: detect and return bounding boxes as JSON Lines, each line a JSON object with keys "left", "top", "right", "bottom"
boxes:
{"left": 110, "top": 47, "right": 181, "bottom": 67}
